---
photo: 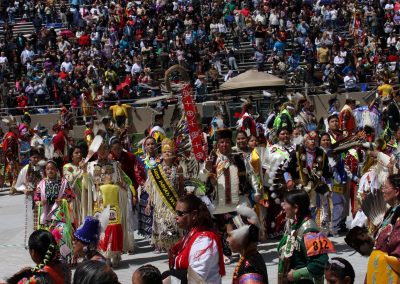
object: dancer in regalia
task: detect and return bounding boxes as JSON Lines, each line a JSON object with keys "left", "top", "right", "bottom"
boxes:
{"left": 234, "top": 131, "right": 266, "bottom": 238}
{"left": 34, "top": 160, "right": 75, "bottom": 263}
{"left": 201, "top": 128, "right": 260, "bottom": 262}
{"left": 138, "top": 136, "right": 160, "bottom": 237}
{"left": 283, "top": 130, "right": 332, "bottom": 219}
{"left": 320, "top": 133, "right": 346, "bottom": 236}
{"left": 227, "top": 205, "right": 269, "bottom": 284}
{"left": 263, "top": 127, "right": 296, "bottom": 237}
{"left": 278, "top": 190, "right": 333, "bottom": 284}
{"left": 52, "top": 123, "right": 70, "bottom": 172}
{"left": 145, "top": 138, "right": 184, "bottom": 253}
{"left": 85, "top": 137, "right": 135, "bottom": 267}
{"left": 141, "top": 136, "right": 161, "bottom": 171}
{"left": 1, "top": 115, "right": 20, "bottom": 193}
{"left": 63, "top": 144, "right": 87, "bottom": 226}
{"left": 19, "top": 112, "right": 34, "bottom": 166}
{"left": 15, "top": 147, "right": 45, "bottom": 245}
{"left": 73, "top": 216, "right": 106, "bottom": 263}
{"left": 345, "top": 174, "right": 400, "bottom": 284}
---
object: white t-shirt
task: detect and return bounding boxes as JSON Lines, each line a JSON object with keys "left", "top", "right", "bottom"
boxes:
{"left": 331, "top": 9, "right": 338, "bottom": 20}
{"left": 269, "top": 13, "right": 279, "bottom": 26}
{"left": 0, "top": 56, "right": 8, "bottom": 64}
{"left": 333, "top": 55, "right": 345, "bottom": 65}
{"left": 344, "top": 75, "right": 357, "bottom": 89}
{"left": 61, "top": 61, "right": 73, "bottom": 73}
{"left": 131, "top": 63, "right": 142, "bottom": 74}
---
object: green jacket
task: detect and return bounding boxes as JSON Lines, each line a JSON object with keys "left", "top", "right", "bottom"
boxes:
{"left": 277, "top": 218, "right": 328, "bottom": 284}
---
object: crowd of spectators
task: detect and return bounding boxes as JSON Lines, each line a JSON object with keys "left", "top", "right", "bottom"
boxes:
{"left": 0, "top": 0, "right": 399, "bottom": 116}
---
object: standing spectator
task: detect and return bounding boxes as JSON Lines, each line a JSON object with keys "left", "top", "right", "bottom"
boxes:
{"left": 227, "top": 48, "right": 238, "bottom": 71}
{"left": 34, "top": 80, "right": 47, "bottom": 106}
{"left": 317, "top": 43, "right": 330, "bottom": 65}
{"left": 7, "top": 4, "right": 16, "bottom": 24}
{"left": 194, "top": 74, "right": 206, "bottom": 102}
{"left": 25, "top": 80, "right": 35, "bottom": 106}
{"left": 209, "top": 65, "right": 220, "bottom": 91}
{"left": 32, "top": 14, "right": 43, "bottom": 34}
{"left": 254, "top": 46, "right": 265, "bottom": 71}
{"left": 20, "top": 45, "right": 34, "bottom": 66}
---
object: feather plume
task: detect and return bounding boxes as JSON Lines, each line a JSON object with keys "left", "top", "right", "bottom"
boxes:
{"left": 37, "top": 159, "right": 47, "bottom": 167}
{"left": 267, "top": 152, "right": 286, "bottom": 185}
{"left": 93, "top": 121, "right": 106, "bottom": 136}
{"left": 85, "top": 135, "right": 103, "bottom": 162}
{"left": 361, "top": 189, "right": 387, "bottom": 226}
{"left": 292, "top": 135, "right": 304, "bottom": 146}
{"left": 236, "top": 204, "right": 260, "bottom": 228}
{"left": 231, "top": 225, "right": 250, "bottom": 242}
{"left": 377, "top": 152, "right": 391, "bottom": 167}
{"left": 328, "top": 157, "right": 336, "bottom": 168}
{"left": 97, "top": 205, "right": 110, "bottom": 235}
{"left": 287, "top": 92, "right": 305, "bottom": 103}
{"left": 44, "top": 143, "right": 54, "bottom": 160}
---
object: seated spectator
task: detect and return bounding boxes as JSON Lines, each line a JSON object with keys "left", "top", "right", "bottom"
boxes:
{"left": 344, "top": 71, "right": 359, "bottom": 92}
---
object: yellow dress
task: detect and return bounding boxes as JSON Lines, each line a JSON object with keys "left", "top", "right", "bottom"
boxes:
{"left": 367, "top": 250, "right": 400, "bottom": 284}
{"left": 98, "top": 184, "right": 123, "bottom": 255}
{"left": 85, "top": 160, "right": 135, "bottom": 259}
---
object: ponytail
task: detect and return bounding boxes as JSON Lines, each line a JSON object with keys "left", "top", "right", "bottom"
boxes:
{"left": 33, "top": 243, "right": 56, "bottom": 272}
{"left": 28, "top": 230, "right": 57, "bottom": 272}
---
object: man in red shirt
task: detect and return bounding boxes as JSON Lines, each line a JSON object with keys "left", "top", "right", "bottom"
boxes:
{"left": 59, "top": 67, "right": 69, "bottom": 80}
{"left": 52, "top": 123, "right": 70, "bottom": 170}
{"left": 109, "top": 138, "right": 146, "bottom": 198}
{"left": 241, "top": 3, "right": 250, "bottom": 17}
{"left": 78, "top": 32, "right": 90, "bottom": 46}
{"left": 1, "top": 116, "right": 20, "bottom": 193}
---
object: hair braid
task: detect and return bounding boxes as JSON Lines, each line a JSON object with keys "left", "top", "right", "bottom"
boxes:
{"left": 33, "top": 243, "right": 55, "bottom": 272}
{"left": 137, "top": 264, "right": 162, "bottom": 284}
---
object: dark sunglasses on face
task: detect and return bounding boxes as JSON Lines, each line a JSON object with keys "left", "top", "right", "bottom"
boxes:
{"left": 175, "top": 210, "right": 193, "bottom": 217}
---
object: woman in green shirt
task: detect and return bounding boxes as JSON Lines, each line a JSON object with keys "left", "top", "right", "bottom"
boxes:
{"left": 277, "top": 190, "right": 334, "bottom": 284}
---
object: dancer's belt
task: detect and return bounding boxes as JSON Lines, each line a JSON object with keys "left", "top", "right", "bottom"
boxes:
{"left": 332, "top": 185, "right": 344, "bottom": 194}
{"left": 149, "top": 165, "right": 178, "bottom": 212}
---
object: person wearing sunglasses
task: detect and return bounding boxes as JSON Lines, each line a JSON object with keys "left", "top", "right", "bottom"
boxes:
{"left": 163, "top": 194, "right": 225, "bottom": 284}
{"left": 324, "top": 257, "right": 355, "bottom": 284}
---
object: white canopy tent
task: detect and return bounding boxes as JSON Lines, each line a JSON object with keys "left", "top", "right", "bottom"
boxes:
{"left": 219, "top": 70, "right": 285, "bottom": 92}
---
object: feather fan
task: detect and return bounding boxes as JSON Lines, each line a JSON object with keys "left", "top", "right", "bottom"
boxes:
{"left": 85, "top": 135, "right": 103, "bottom": 162}
{"left": 361, "top": 189, "right": 388, "bottom": 226}
{"left": 236, "top": 204, "right": 260, "bottom": 228}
